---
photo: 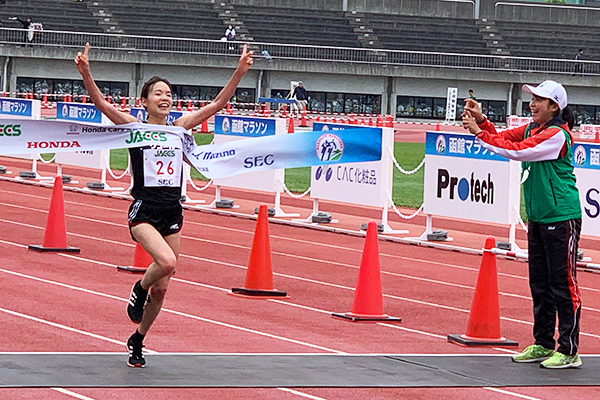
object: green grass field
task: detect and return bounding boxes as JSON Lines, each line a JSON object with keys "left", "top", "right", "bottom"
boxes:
{"left": 108, "top": 134, "right": 526, "bottom": 219}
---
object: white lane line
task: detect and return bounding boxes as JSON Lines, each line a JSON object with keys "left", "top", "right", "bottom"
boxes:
{"left": 484, "top": 387, "right": 543, "bottom": 400}
{"left": 51, "top": 388, "right": 99, "bottom": 400}
{"left": 0, "top": 266, "right": 345, "bottom": 354}
{"left": 2, "top": 235, "right": 600, "bottom": 341}
{"left": 0, "top": 306, "right": 135, "bottom": 349}
{"left": 6, "top": 201, "right": 600, "bottom": 299}
{"left": 277, "top": 388, "right": 328, "bottom": 400}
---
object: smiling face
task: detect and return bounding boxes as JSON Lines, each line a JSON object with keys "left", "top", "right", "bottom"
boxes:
{"left": 529, "top": 94, "right": 559, "bottom": 126}
{"left": 141, "top": 80, "right": 172, "bottom": 123}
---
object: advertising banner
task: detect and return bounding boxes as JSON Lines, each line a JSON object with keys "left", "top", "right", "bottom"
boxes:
{"left": 573, "top": 143, "right": 600, "bottom": 237}
{"left": 423, "top": 132, "right": 521, "bottom": 225}
{"left": 0, "top": 120, "right": 382, "bottom": 180}
{"left": 55, "top": 102, "right": 111, "bottom": 169}
{"left": 310, "top": 122, "right": 390, "bottom": 208}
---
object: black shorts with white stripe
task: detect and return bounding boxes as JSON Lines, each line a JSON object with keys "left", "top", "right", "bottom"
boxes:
{"left": 128, "top": 200, "right": 183, "bottom": 241}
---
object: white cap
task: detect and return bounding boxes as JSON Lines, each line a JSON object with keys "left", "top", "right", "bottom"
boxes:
{"left": 522, "top": 80, "right": 568, "bottom": 110}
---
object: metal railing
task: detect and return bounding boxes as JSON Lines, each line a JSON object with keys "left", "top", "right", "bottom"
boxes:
{"left": 5, "top": 27, "right": 600, "bottom": 76}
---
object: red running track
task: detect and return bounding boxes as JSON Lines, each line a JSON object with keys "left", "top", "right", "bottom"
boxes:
{"left": 1, "top": 180, "right": 600, "bottom": 400}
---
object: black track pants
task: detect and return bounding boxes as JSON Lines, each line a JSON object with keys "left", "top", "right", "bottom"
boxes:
{"left": 528, "top": 219, "right": 582, "bottom": 355}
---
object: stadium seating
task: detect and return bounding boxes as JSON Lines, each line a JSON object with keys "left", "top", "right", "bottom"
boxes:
{"left": 0, "top": 0, "right": 103, "bottom": 33}
{"left": 101, "top": 0, "right": 225, "bottom": 40}
{"left": 232, "top": 5, "right": 359, "bottom": 47}
{"left": 495, "top": 20, "right": 600, "bottom": 61}
{"left": 364, "top": 13, "right": 490, "bottom": 55}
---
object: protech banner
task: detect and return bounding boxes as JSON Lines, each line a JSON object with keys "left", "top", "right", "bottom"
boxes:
{"left": 0, "top": 120, "right": 382, "bottom": 179}
{"left": 573, "top": 143, "right": 600, "bottom": 237}
{"left": 423, "top": 132, "right": 521, "bottom": 225}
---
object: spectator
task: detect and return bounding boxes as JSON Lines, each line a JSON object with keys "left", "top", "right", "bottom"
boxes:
{"left": 574, "top": 48, "right": 584, "bottom": 76}
{"left": 462, "top": 80, "right": 583, "bottom": 369}
{"left": 9, "top": 16, "right": 32, "bottom": 45}
{"left": 468, "top": 89, "right": 477, "bottom": 100}
{"left": 225, "top": 24, "right": 235, "bottom": 50}
{"left": 292, "top": 81, "right": 308, "bottom": 112}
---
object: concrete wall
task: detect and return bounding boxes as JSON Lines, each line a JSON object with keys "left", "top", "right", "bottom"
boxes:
{"left": 10, "top": 49, "right": 600, "bottom": 115}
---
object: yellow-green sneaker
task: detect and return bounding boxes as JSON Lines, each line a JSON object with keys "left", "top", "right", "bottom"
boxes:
{"left": 512, "top": 344, "right": 555, "bottom": 363}
{"left": 540, "top": 352, "right": 582, "bottom": 369}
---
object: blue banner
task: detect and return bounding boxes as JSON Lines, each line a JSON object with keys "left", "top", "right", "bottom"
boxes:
{"left": 186, "top": 127, "right": 382, "bottom": 178}
{"left": 56, "top": 102, "right": 102, "bottom": 123}
{"left": 130, "top": 107, "right": 183, "bottom": 125}
{"left": 214, "top": 115, "right": 277, "bottom": 137}
{"left": 313, "top": 122, "right": 375, "bottom": 132}
{"left": 425, "top": 132, "right": 508, "bottom": 162}
{"left": 0, "top": 98, "right": 33, "bottom": 117}
{"left": 573, "top": 143, "right": 600, "bottom": 170}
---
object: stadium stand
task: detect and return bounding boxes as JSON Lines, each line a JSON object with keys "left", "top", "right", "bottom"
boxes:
{"left": 231, "top": 4, "right": 360, "bottom": 47}
{"left": 363, "top": 13, "right": 490, "bottom": 55}
{"left": 495, "top": 20, "right": 600, "bottom": 61}
{"left": 101, "top": 0, "right": 226, "bottom": 40}
{"left": 0, "top": 0, "right": 103, "bottom": 34}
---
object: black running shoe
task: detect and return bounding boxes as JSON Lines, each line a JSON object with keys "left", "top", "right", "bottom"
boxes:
{"left": 127, "top": 280, "right": 148, "bottom": 324}
{"left": 126, "top": 334, "right": 146, "bottom": 368}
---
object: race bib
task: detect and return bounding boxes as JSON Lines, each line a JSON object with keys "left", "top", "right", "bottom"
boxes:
{"left": 143, "top": 148, "right": 183, "bottom": 187}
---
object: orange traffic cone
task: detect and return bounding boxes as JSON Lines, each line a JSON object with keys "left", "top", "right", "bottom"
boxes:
{"left": 176, "top": 99, "right": 182, "bottom": 111}
{"left": 435, "top": 121, "right": 440, "bottom": 131}
{"left": 117, "top": 243, "right": 154, "bottom": 274}
{"left": 82, "top": 95, "right": 87, "bottom": 104}
{"left": 288, "top": 116, "right": 295, "bottom": 133}
{"left": 332, "top": 221, "right": 401, "bottom": 322}
{"left": 120, "top": 98, "right": 127, "bottom": 110}
{"left": 448, "top": 237, "right": 518, "bottom": 347}
{"left": 28, "top": 176, "right": 80, "bottom": 253}
{"left": 595, "top": 131, "right": 599, "bottom": 144}
{"left": 281, "top": 104, "right": 287, "bottom": 118}
{"left": 230, "top": 205, "right": 288, "bottom": 299}
{"left": 187, "top": 100, "right": 193, "bottom": 112}
{"left": 135, "top": 97, "right": 140, "bottom": 107}
{"left": 300, "top": 110, "right": 308, "bottom": 127}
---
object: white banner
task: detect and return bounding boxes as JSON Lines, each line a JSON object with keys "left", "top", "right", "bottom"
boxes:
{"left": 573, "top": 143, "right": 600, "bottom": 237}
{"left": 0, "top": 120, "right": 382, "bottom": 180}
{"left": 423, "top": 132, "right": 521, "bottom": 225}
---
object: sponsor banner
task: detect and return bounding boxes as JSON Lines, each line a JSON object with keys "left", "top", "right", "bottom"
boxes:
{"left": 0, "top": 120, "right": 382, "bottom": 180}
{"left": 55, "top": 102, "right": 111, "bottom": 168}
{"left": 310, "top": 123, "right": 389, "bottom": 208}
{"left": 578, "top": 124, "right": 600, "bottom": 140}
{"left": 423, "top": 133, "right": 521, "bottom": 225}
{"left": 214, "top": 115, "right": 276, "bottom": 137}
{"left": 56, "top": 102, "right": 104, "bottom": 124}
{"left": 425, "top": 132, "right": 508, "bottom": 162}
{"left": 0, "top": 120, "right": 183, "bottom": 154}
{"left": 213, "top": 116, "right": 284, "bottom": 192}
{"left": 0, "top": 98, "right": 39, "bottom": 119}
{"left": 192, "top": 127, "right": 382, "bottom": 180}
{"left": 573, "top": 143, "right": 600, "bottom": 237}
{"left": 130, "top": 107, "right": 183, "bottom": 125}
{"left": 507, "top": 116, "right": 533, "bottom": 128}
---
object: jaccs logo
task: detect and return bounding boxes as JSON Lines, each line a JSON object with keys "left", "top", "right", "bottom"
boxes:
{"left": 125, "top": 130, "right": 168, "bottom": 144}
{"left": 437, "top": 169, "right": 494, "bottom": 204}
{"left": 0, "top": 124, "right": 21, "bottom": 136}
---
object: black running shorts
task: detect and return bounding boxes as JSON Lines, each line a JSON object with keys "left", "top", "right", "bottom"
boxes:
{"left": 128, "top": 200, "right": 183, "bottom": 241}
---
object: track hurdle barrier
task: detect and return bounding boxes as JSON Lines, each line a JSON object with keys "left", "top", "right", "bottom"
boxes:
{"left": 306, "top": 121, "right": 406, "bottom": 233}
{"left": 448, "top": 236, "right": 518, "bottom": 347}
{"left": 28, "top": 175, "right": 81, "bottom": 253}
{"left": 332, "top": 221, "right": 402, "bottom": 322}
{"left": 208, "top": 114, "right": 299, "bottom": 217}
{"left": 230, "top": 204, "right": 289, "bottom": 299}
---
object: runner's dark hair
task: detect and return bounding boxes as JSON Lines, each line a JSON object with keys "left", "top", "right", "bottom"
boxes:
{"left": 140, "top": 76, "right": 172, "bottom": 99}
